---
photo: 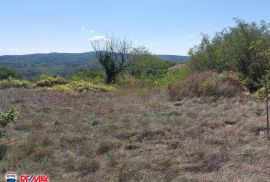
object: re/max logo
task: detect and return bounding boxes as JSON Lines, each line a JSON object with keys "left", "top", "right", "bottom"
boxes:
{"left": 20, "top": 175, "right": 49, "bottom": 182}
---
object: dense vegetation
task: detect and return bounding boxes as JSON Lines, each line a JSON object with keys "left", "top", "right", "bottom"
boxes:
{"left": 188, "top": 19, "right": 270, "bottom": 92}
{"left": 168, "top": 19, "right": 270, "bottom": 140}
{"left": 0, "top": 19, "right": 269, "bottom": 98}
{"left": 129, "top": 47, "right": 174, "bottom": 79}
{"left": 0, "top": 107, "right": 17, "bottom": 137}
{"left": 0, "top": 67, "right": 17, "bottom": 80}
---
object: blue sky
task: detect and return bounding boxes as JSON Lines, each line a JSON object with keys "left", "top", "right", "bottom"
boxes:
{"left": 0, "top": 0, "right": 270, "bottom": 55}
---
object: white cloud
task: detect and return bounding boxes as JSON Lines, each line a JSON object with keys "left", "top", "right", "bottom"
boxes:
{"left": 88, "top": 35, "right": 108, "bottom": 42}
{"left": 81, "top": 26, "right": 95, "bottom": 34}
{"left": 0, "top": 48, "right": 24, "bottom": 55}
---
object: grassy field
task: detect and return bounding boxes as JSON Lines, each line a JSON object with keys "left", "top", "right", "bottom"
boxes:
{"left": 0, "top": 88, "right": 269, "bottom": 181}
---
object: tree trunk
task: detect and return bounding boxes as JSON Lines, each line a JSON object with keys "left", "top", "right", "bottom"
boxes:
{"left": 105, "top": 72, "right": 117, "bottom": 84}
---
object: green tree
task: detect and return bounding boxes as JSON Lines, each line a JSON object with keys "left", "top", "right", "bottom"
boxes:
{"left": 91, "top": 36, "right": 134, "bottom": 84}
{"left": 189, "top": 19, "right": 270, "bottom": 91}
{"left": 129, "top": 46, "right": 173, "bottom": 79}
{"left": 0, "top": 67, "right": 17, "bottom": 80}
{"left": 74, "top": 68, "right": 104, "bottom": 81}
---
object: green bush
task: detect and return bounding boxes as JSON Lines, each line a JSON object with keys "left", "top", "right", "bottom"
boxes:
{"left": 0, "top": 107, "right": 17, "bottom": 137}
{"left": 254, "top": 87, "right": 266, "bottom": 100}
{"left": 188, "top": 19, "right": 270, "bottom": 92}
{"left": 0, "top": 67, "right": 17, "bottom": 80}
{"left": 242, "top": 78, "right": 261, "bottom": 93}
{"left": 129, "top": 54, "right": 173, "bottom": 79}
{"left": 35, "top": 74, "right": 67, "bottom": 87}
{"left": 116, "top": 66, "right": 190, "bottom": 88}
{"left": 73, "top": 68, "right": 104, "bottom": 82}
{"left": 69, "top": 80, "right": 116, "bottom": 92}
{"left": 158, "top": 66, "right": 191, "bottom": 86}
{"left": 41, "top": 81, "right": 116, "bottom": 93}
{"left": 0, "top": 77, "right": 31, "bottom": 89}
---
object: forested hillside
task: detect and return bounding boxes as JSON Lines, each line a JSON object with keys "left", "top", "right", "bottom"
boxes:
{"left": 0, "top": 52, "right": 189, "bottom": 79}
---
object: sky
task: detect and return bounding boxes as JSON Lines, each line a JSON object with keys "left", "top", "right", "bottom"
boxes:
{"left": 0, "top": 0, "right": 270, "bottom": 56}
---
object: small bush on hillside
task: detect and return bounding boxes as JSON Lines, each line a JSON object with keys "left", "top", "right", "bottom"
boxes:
{"left": 0, "top": 67, "right": 17, "bottom": 80}
{"left": 73, "top": 68, "right": 104, "bottom": 82}
{"left": 70, "top": 80, "right": 116, "bottom": 92}
{"left": 168, "top": 71, "right": 211, "bottom": 98}
{"left": 41, "top": 84, "right": 74, "bottom": 92}
{"left": 0, "top": 107, "right": 17, "bottom": 137}
{"left": 158, "top": 66, "right": 191, "bottom": 86}
{"left": 168, "top": 71, "right": 244, "bottom": 99}
{"left": 129, "top": 47, "right": 173, "bottom": 79}
{"left": 0, "top": 77, "right": 31, "bottom": 89}
{"left": 39, "top": 80, "right": 116, "bottom": 93}
{"left": 254, "top": 87, "right": 266, "bottom": 100}
{"left": 35, "top": 74, "right": 67, "bottom": 87}
{"left": 116, "top": 65, "right": 190, "bottom": 88}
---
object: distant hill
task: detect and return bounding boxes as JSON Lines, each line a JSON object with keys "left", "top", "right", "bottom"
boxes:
{"left": 0, "top": 52, "right": 100, "bottom": 79}
{"left": 157, "top": 55, "right": 189, "bottom": 63}
{"left": 0, "top": 52, "right": 189, "bottom": 79}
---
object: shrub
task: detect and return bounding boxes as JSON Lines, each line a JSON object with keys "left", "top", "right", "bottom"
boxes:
{"left": 168, "top": 71, "right": 212, "bottom": 98}
{"left": 36, "top": 79, "right": 116, "bottom": 93}
{"left": 73, "top": 68, "right": 104, "bottom": 82}
{"left": 115, "top": 65, "right": 190, "bottom": 88}
{"left": 70, "top": 80, "right": 116, "bottom": 92}
{"left": 254, "top": 87, "right": 265, "bottom": 100}
{"left": 158, "top": 65, "right": 191, "bottom": 86}
{"left": 188, "top": 19, "right": 270, "bottom": 92}
{"left": 0, "top": 77, "right": 31, "bottom": 89}
{"left": 0, "top": 67, "right": 17, "bottom": 80}
{"left": 35, "top": 74, "right": 67, "bottom": 87}
{"left": 199, "top": 74, "right": 244, "bottom": 97}
{"left": 168, "top": 71, "right": 244, "bottom": 99}
{"left": 0, "top": 107, "right": 17, "bottom": 137}
{"left": 129, "top": 52, "right": 173, "bottom": 79}
{"left": 42, "top": 84, "right": 74, "bottom": 92}
{"left": 242, "top": 78, "right": 261, "bottom": 93}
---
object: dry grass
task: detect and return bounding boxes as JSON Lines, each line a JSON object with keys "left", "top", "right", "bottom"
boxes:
{"left": 168, "top": 71, "right": 243, "bottom": 99}
{"left": 0, "top": 88, "right": 269, "bottom": 181}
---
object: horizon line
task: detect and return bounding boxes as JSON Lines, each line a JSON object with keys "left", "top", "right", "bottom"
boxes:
{"left": 0, "top": 51, "right": 189, "bottom": 57}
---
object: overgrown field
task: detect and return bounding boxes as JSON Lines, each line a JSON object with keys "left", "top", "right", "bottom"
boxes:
{"left": 0, "top": 88, "right": 269, "bottom": 181}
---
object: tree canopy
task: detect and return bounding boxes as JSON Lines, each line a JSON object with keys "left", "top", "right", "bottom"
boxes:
{"left": 0, "top": 67, "right": 17, "bottom": 80}
{"left": 189, "top": 19, "right": 270, "bottom": 91}
{"left": 91, "top": 36, "right": 134, "bottom": 84}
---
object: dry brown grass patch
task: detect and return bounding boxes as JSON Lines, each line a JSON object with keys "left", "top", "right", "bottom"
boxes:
{"left": 0, "top": 89, "right": 268, "bottom": 181}
{"left": 168, "top": 71, "right": 244, "bottom": 99}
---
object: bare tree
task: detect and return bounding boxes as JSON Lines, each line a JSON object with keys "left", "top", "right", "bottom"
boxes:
{"left": 91, "top": 36, "right": 133, "bottom": 84}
